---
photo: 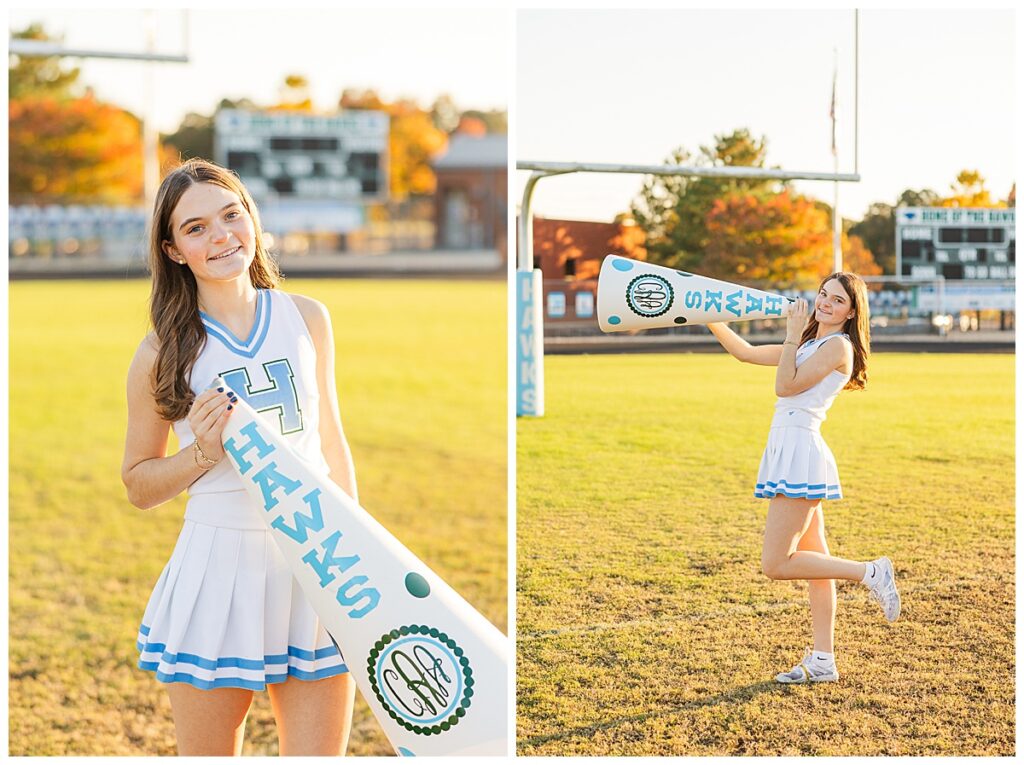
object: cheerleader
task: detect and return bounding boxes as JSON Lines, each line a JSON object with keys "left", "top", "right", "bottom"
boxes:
{"left": 122, "top": 159, "right": 356, "bottom": 753}
{"left": 708, "top": 272, "right": 900, "bottom": 683}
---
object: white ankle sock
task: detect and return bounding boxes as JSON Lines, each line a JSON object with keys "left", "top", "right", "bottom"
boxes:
{"left": 811, "top": 650, "right": 835, "bottom": 664}
{"left": 861, "top": 560, "right": 879, "bottom": 586}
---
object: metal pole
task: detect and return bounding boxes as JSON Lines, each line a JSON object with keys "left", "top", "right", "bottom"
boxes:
{"left": 854, "top": 9, "right": 859, "bottom": 176}
{"left": 7, "top": 38, "right": 189, "bottom": 63}
{"left": 518, "top": 170, "right": 568, "bottom": 271}
{"left": 516, "top": 161, "right": 860, "bottom": 184}
{"left": 516, "top": 171, "right": 566, "bottom": 416}
{"left": 832, "top": 48, "right": 842, "bottom": 273}
{"left": 833, "top": 175, "right": 842, "bottom": 273}
{"left": 143, "top": 11, "right": 159, "bottom": 216}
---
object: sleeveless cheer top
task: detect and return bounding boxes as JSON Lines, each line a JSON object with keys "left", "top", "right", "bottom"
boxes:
{"left": 771, "top": 332, "right": 852, "bottom": 431}
{"left": 171, "top": 289, "right": 330, "bottom": 526}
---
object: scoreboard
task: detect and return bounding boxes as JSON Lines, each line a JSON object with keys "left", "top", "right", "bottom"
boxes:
{"left": 895, "top": 207, "right": 1015, "bottom": 280}
{"left": 214, "top": 109, "right": 389, "bottom": 233}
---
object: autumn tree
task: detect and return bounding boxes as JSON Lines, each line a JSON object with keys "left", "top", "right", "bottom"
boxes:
{"left": 7, "top": 23, "right": 156, "bottom": 204}
{"left": 940, "top": 169, "right": 1001, "bottom": 208}
{"left": 273, "top": 74, "right": 313, "bottom": 111}
{"left": 388, "top": 101, "right": 447, "bottom": 197}
{"left": 631, "top": 129, "right": 783, "bottom": 272}
{"left": 9, "top": 93, "right": 144, "bottom": 204}
{"left": 460, "top": 108, "right": 507, "bottom": 134}
{"left": 702, "top": 191, "right": 834, "bottom": 287}
{"left": 454, "top": 115, "right": 488, "bottom": 136}
{"left": 9, "top": 24, "right": 81, "bottom": 99}
{"left": 841, "top": 233, "right": 883, "bottom": 279}
{"left": 341, "top": 89, "right": 447, "bottom": 199}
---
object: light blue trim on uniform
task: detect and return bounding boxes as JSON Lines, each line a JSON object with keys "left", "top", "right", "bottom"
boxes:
{"left": 137, "top": 623, "right": 343, "bottom": 671}
{"left": 754, "top": 490, "right": 842, "bottom": 500}
{"left": 200, "top": 290, "right": 273, "bottom": 359}
{"left": 144, "top": 662, "right": 350, "bottom": 691}
{"left": 756, "top": 480, "right": 840, "bottom": 491}
{"left": 755, "top": 480, "right": 842, "bottom": 499}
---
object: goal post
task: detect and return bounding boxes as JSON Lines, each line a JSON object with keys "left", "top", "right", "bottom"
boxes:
{"left": 515, "top": 162, "right": 863, "bottom": 417}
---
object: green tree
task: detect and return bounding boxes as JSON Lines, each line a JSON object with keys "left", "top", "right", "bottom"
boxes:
{"left": 630, "top": 129, "right": 782, "bottom": 271}
{"left": 848, "top": 189, "right": 941, "bottom": 274}
{"left": 161, "top": 98, "right": 259, "bottom": 163}
{"left": 8, "top": 23, "right": 81, "bottom": 99}
{"left": 848, "top": 202, "right": 895, "bottom": 274}
{"left": 896, "top": 188, "right": 941, "bottom": 208}
{"left": 430, "top": 93, "right": 461, "bottom": 133}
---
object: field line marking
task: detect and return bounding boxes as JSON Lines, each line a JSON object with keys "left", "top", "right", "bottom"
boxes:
{"left": 518, "top": 578, "right": 995, "bottom": 641}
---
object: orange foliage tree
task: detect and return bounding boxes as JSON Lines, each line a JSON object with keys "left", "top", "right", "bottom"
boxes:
{"left": 9, "top": 93, "right": 144, "bottom": 205}
{"left": 939, "top": 169, "right": 1004, "bottom": 208}
{"left": 341, "top": 89, "right": 447, "bottom": 200}
{"left": 703, "top": 191, "right": 879, "bottom": 288}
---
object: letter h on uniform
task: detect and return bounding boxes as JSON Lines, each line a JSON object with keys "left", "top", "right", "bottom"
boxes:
{"left": 221, "top": 359, "right": 304, "bottom": 435}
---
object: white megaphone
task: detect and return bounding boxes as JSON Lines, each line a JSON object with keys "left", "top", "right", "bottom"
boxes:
{"left": 597, "top": 255, "right": 795, "bottom": 332}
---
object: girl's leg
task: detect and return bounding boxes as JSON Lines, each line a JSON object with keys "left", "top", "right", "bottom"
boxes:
{"left": 165, "top": 683, "right": 254, "bottom": 756}
{"left": 762, "top": 495, "right": 867, "bottom": 582}
{"left": 266, "top": 672, "right": 356, "bottom": 756}
{"left": 797, "top": 504, "right": 836, "bottom": 653}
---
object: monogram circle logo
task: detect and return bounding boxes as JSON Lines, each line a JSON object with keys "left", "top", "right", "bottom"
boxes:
{"left": 367, "top": 625, "right": 473, "bottom": 736}
{"left": 626, "top": 274, "right": 674, "bottom": 317}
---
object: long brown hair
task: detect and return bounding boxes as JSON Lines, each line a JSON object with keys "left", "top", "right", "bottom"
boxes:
{"left": 798, "top": 272, "right": 871, "bottom": 391}
{"left": 148, "top": 158, "right": 281, "bottom": 421}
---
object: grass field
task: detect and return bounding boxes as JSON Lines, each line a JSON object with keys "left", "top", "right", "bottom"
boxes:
{"left": 9, "top": 278, "right": 506, "bottom": 756}
{"left": 517, "top": 351, "right": 1014, "bottom": 756}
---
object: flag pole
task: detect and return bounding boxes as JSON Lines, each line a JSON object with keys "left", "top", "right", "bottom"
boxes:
{"left": 831, "top": 47, "right": 842, "bottom": 273}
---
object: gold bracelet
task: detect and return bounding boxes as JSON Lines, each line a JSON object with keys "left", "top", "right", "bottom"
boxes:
{"left": 193, "top": 440, "right": 219, "bottom": 470}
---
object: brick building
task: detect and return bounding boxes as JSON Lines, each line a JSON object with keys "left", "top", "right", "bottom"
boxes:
{"left": 433, "top": 134, "right": 507, "bottom": 262}
{"left": 529, "top": 216, "right": 647, "bottom": 322}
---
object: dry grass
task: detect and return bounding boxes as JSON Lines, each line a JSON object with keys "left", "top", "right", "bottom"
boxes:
{"left": 9, "top": 278, "right": 506, "bottom": 756}
{"left": 517, "top": 351, "right": 1014, "bottom": 756}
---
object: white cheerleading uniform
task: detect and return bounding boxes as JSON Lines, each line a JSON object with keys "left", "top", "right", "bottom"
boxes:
{"left": 754, "top": 333, "right": 851, "bottom": 501}
{"left": 136, "top": 289, "right": 349, "bottom": 690}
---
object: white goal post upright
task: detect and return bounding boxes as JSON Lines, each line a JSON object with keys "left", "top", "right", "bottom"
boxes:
{"left": 515, "top": 163, "right": 862, "bottom": 417}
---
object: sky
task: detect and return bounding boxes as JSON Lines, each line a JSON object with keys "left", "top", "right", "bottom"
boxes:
{"left": 9, "top": 8, "right": 509, "bottom": 134}
{"left": 516, "top": 8, "right": 1015, "bottom": 224}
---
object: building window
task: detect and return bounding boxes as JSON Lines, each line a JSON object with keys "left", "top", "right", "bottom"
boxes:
{"left": 564, "top": 258, "right": 577, "bottom": 277}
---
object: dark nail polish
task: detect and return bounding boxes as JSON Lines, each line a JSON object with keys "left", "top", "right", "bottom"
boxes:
{"left": 217, "top": 387, "right": 224, "bottom": 392}
{"left": 227, "top": 405, "right": 233, "bottom": 410}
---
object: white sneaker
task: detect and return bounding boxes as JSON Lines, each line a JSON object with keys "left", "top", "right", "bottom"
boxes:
{"left": 867, "top": 556, "right": 901, "bottom": 622}
{"left": 775, "top": 649, "right": 839, "bottom": 684}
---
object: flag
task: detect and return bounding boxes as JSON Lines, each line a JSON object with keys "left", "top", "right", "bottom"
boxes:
{"left": 830, "top": 53, "right": 837, "bottom": 157}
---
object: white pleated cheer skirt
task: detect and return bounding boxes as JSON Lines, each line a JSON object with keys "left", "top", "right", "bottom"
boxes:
{"left": 754, "top": 421, "right": 843, "bottom": 501}
{"left": 136, "top": 491, "right": 348, "bottom": 691}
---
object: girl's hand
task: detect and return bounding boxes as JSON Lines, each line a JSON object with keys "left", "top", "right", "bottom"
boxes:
{"left": 785, "top": 298, "right": 809, "bottom": 342}
{"left": 187, "top": 384, "right": 236, "bottom": 462}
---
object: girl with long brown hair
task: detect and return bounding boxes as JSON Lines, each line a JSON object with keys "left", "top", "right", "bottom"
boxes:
{"left": 707, "top": 272, "right": 900, "bottom": 684}
{"left": 122, "top": 158, "right": 357, "bottom": 754}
